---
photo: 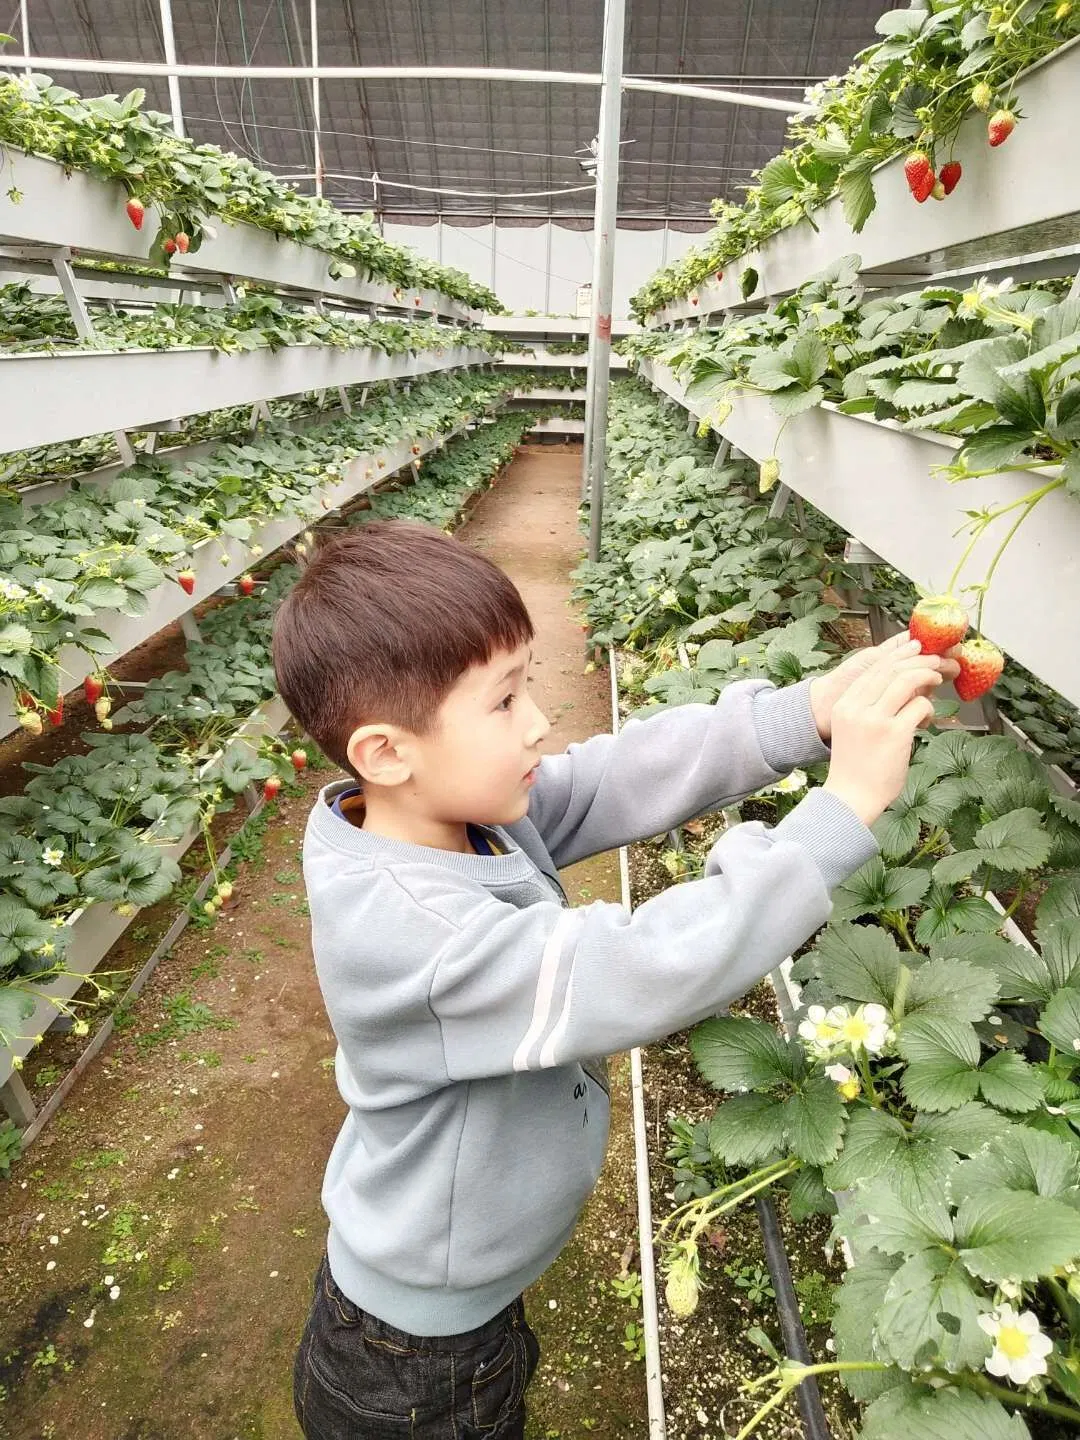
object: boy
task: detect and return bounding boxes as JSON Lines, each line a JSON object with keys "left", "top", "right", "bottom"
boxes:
{"left": 273, "top": 519, "right": 955, "bottom": 1440}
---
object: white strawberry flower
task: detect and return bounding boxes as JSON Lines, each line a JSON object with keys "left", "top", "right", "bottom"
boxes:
{"left": 979, "top": 1305, "right": 1053, "bottom": 1386}
{"left": 41, "top": 845, "right": 64, "bottom": 868}
{"left": 0, "top": 577, "right": 28, "bottom": 601}
{"left": 838, "top": 1003, "right": 892, "bottom": 1055}
{"left": 798, "top": 1004, "right": 843, "bottom": 1054}
{"left": 33, "top": 580, "right": 54, "bottom": 599}
{"left": 770, "top": 769, "right": 808, "bottom": 795}
{"left": 658, "top": 588, "right": 679, "bottom": 609}
{"left": 824, "top": 1063, "right": 853, "bottom": 1084}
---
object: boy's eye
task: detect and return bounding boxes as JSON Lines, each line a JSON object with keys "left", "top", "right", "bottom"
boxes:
{"left": 498, "top": 694, "right": 515, "bottom": 711}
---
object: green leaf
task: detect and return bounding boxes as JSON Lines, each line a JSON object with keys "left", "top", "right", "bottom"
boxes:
{"left": 809, "top": 922, "right": 901, "bottom": 1005}
{"left": 825, "top": 1106, "right": 907, "bottom": 1189}
{"left": 914, "top": 886, "right": 1002, "bottom": 944}
{"left": 897, "top": 1016, "right": 981, "bottom": 1112}
{"left": 0, "top": 985, "right": 35, "bottom": 1045}
{"left": 690, "top": 1015, "right": 803, "bottom": 1092}
{"left": 1039, "top": 987, "right": 1080, "bottom": 1054}
{"left": 839, "top": 162, "right": 876, "bottom": 233}
{"left": 904, "top": 957, "right": 999, "bottom": 1024}
{"left": 78, "top": 577, "right": 129, "bottom": 609}
{"left": 833, "top": 858, "right": 930, "bottom": 919}
{"left": 957, "top": 1189, "right": 1080, "bottom": 1282}
{"left": 786, "top": 1163, "right": 835, "bottom": 1222}
{"left": 976, "top": 1050, "right": 1045, "bottom": 1112}
{"left": 708, "top": 1093, "right": 788, "bottom": 1166}
{"left": 759, "top": 155, "right": 801, "bottom": 208}
{"left": 1038, "top": 873, "right": 1080, "bottom": 934}
{"left": 972, "top": 807, "right": 1052, "bottom": 873}
{"left": 0, "top": 623, "right": 32, "bottom": 657}
{"left": 840, "top": 1177, "right": 954, "bottom": 1261}
{"left": 783, "top": 1075, "right": 846, "bottom": 1165}
{"left": 933, "top": 932, "right": 1053, "bottom": 1004}
{"left": 1043, "top": 919, "right": 1080, "bottom": 990}
{"left": 832, "top": 1255, "right": 904, "bottom": 1401}
{"left": 951, "top": 1127, "right": 1080, "bottom": 1207}
{"left": 877, "top": 1250, "right": 990, "bottom": 1372}
{"left": 954, "top": 425, "right": 1034, "bottom": 473}
{"left": 914, "top": 1103, "right": 1015, "bottom": 1156}
{"left": 861, "top": 1382, "right": 1030, "bottom": 1440}
{"left": 740, "top": 267, "right": 759, "bottom": 301}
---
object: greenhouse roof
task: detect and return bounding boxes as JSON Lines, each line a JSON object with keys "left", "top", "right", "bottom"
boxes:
{"left": 8, "top": 0, "right": 903, "bottom": 220}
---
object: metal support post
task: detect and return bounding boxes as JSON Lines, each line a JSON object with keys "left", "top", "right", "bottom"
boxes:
{"left": 51, "top": 250, "right": 137, "bottom": 468}
{"left": 337, "top": 387, "right": 352, "bottom": 414}
{"left": 584, "top": 0, "right": 627, "bottom": 565}
{"left": 18, "top": 0, "right": 30, "bottom": 75}
{"left": 310, "top": 0, "right": 324, "bottom": 197}
{"left": 768, "top": 483, "right": 793, "bottom": 521}
{"left": 712, "top": 438, "right": 731, "bottom": 469}
{"left": 220, "top": 276, "right": 239, "bottom": 306}
{"left": 158, "top": 0, "right": 186, "bottom": 137}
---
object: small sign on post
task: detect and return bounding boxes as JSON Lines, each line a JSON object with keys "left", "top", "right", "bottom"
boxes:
{"left": 576, "top": 283, "right": 592, "bottom": 318}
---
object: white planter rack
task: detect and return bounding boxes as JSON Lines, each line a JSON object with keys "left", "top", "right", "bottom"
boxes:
{"left": 647, "top": 39, "right": 1080, "bottom": 326}
{"left": 499, "top": 349, "right": 628, "bottom": 371}
{"left": 639, "top": 358, "right": 1080, "bottom": 711}
{"left": 511, "top": 387, "right": 586, "bottom": 401}
{"left": 0, "top": 414, "right": 484, "bottom": 739}
{"left": 528, "top": 417, "right": 585, "bottom": 435}
{"left": 0, "top": 146, "right": 480, "bottom": 323}
{"left": 483, "top": 315, "right": 639, "bottom": 338}
{"left": 0, "top": 344, "right": 491, "bottom": 454}
{"left": 0, "top": 693, "right": 291, "bottom": 1125}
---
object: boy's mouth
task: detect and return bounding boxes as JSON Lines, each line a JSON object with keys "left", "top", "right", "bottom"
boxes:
{"left": 523, "top": 762, "right": 540, "bottom": 785}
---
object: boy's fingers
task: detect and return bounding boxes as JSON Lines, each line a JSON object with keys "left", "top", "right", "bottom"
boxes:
{"left": 895, "top": 693, "right": 937, "bottom": 733}
{"left": 845, "top": 649, "right": 942, "bottom": 708}
{"left": 874, "top": 667, "right": 944, "bottom": 717}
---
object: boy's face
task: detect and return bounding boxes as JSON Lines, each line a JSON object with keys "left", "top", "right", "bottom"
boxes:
{"left": 405, "top": 642, "right": 551, "bottom": 826}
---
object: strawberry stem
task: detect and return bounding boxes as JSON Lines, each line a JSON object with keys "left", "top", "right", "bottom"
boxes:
{"left": 974, "top": 477, "right": 1065, "bottom": 632}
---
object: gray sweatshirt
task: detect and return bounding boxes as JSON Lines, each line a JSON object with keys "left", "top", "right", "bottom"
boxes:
{"left": 302, "top": 677, "right": 878, "bottom": 1336}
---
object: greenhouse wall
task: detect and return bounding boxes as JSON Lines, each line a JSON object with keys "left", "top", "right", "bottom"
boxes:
{"left": 383, "top": 219, "right": 705, "bottom": 317}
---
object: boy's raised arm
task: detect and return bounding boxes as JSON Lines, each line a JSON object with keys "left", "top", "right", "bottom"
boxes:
{"left": 527, "top": 676, "right": 827, "bottom": 870}
{"left": 427, "top": 785, "right": 876, "bottom": 1079}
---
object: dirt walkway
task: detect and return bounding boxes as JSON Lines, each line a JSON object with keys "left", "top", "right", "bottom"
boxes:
{"left": 0, "top": 444, "right": 646, "bottom": 1440}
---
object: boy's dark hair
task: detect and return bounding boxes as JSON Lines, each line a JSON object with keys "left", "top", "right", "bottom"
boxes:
{"left": 272, "top": 520, "right": 534, "bottom": 772}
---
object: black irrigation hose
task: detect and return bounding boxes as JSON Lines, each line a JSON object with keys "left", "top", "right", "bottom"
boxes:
{"left": 754, "top": 1193, "right": 832, "bottom": 1440}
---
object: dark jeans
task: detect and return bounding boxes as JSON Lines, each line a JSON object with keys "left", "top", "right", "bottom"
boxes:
{"left": 294, "top": 1255, "right": 541, "bottom": 1439}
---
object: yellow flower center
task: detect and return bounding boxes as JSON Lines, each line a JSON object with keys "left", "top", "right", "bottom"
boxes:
{"left": 843, "top": 1016, "right": 870, "bottom": 1044}
{"left": 997, "top": 1325, "right": 1030, "bottom": 1360}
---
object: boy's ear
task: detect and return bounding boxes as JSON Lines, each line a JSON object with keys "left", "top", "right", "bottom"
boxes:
{"left": 346, "top": 724, "right": 413, "bottom": 787}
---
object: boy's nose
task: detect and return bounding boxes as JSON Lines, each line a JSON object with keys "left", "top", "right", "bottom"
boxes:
{"left": 526, "top": 696, "right": 552, "bottom": 745}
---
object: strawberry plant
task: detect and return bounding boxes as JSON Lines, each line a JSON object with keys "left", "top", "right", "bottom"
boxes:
{"left": 0, "top": 369, "right": 516, "bottom": 715}
{"left": 0, "top": 412, "right": 534, "bottom": 1052}
{"left": 631, "top": 0, "right": 1080, "bottom": 318}
{"left": 0, "top": 74, "right": 501, "bottom": 311}
{"left": 584, "top": 380, "right": 1080, "bottom": 1439}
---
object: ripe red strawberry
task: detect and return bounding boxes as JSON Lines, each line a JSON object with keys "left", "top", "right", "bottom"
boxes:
{"left": 690, "top": 294, "right": 699, "bottom": 306}
{"left": 263, "top": 775, "right": 282, "bottom": 801}
{"left": 411, "top": 444, "right": 422, "bottom": 456}
{"left": 988, "top": 110, "right": 1016, "bottom": 147}
{"left": 291, "top": 749, "right": 308, "bottom": 772}
{"left": 414, "top": 296, "right": 422, "bottom": 307}
{"left": 904, "top": 151, "right": 936, "bottom": 203}
{"left": 174, "top": 231, "right": 190, "bottom": 253}
{"left": 954, "top": 638, "right": 1004, "bottom": 701}
{"left": 908, "top": 594, "right": 969, "bottom": 655}
{"left": 83, "top": 674, "right": 104, "bottom": 706}
{"left": 47, "top": 696, "right": 64, "bottom": 727}
{"left": 177, "top": 569, "right": 196, "bottom": 595}
{"left": 238, "top": 573, "right": 256, "bottom": 597}
{"left": 126, "top": 197, "right": 145, "bottom": 230}
{"left": 163, "top": 237, "right": 177, "bottom": 255}
{"left": 715, "top": 271, "right": 724, "bottom": 282}
{"left": 940, "top": 161, "right": 962, "bottom": 195}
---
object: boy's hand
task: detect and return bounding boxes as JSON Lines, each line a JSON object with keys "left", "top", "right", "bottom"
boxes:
{"left": 821, "top": 642, "right": 953, "bottom": 828}
{"left": 810, "top": 633, "right": 959, "bottom": 742}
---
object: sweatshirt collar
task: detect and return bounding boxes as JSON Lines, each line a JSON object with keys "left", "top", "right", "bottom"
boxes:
{"left": 308, "top": 780, "right": 534, "bottom": 880}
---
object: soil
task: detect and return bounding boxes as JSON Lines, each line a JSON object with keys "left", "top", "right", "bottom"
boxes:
{"left": 0, "top": 442, "right": 649, "bottom": 1440}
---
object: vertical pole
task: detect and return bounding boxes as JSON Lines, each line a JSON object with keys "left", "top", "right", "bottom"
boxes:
{"left": 490, "top": 216, "right": 497, "bottom": 290}
{"left": 158, "top": 0, "right": 185, "bottom": 137}
{"left": 584, "top": 0, "right": 626, "bottom": 565}
{"left": 311, "top": 0, "right": 324, "bottom": 197}
{"left": 19, "top": 0, "right": 30, "bottom": 74}
{"left": 543, "top": 220, "right": 552, "bottom": 314}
